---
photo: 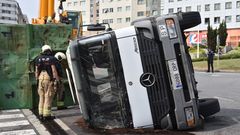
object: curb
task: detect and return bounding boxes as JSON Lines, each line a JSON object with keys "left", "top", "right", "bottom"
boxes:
{"left": 22, "top": 109, "right": 51, "bottom": 135}
{"left": 194, "top": 69, "right": 240, "bottom": 73}
{"left": 54, "top": 118, "right": 78, "bottom": 135}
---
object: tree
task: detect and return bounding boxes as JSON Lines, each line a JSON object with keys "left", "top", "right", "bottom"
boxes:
{"left": 207, "top": 23, "right": 217, "bottom": 52}
{"left": 218, "top": 21, "right": 228, "bottom": 46}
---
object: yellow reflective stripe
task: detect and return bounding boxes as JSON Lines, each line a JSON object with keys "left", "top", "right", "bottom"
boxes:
{"left": 38, "top": 108, "right": 43, "bottom": 115}
{"left": 43, "top": 108, "right": 51, "bottom": 116}
{"left": 57, "top": 101, "right": 64, "bottom": 107}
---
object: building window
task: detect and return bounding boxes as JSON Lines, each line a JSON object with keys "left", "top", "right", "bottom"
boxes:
{"left": 80, "top": 1, "right": 86, "bottom": 6}
{"left": 236, "top": 1, "right": 240, "bottom": 8}
{"left": 74, "top": 2, "right": 78, "bottom": 6}
{"left": 109, "top": 19, "right": 113, "bottom": 23}
{"left": 205, "top": 4, "right": 210, "bottom": 11}
{"left": 236, "top": 15, "right": 240, "bottom": 22}
{"left": 225, "top": 2, "right": 232, "bottom": 9}
{"left": 96, "top": 9, "right": 99, "bottom": 17}
{"left": 117, "top": 18, "right": 122, "bottom": 23}
{"left": 2, "top": 3, "right": 11, "bottom": 7}
{"left": 214, "top": 3, "right": 220, "bottom": 10}
{"left": 137, "top": 0, "right": 144, "bottom": 5}
{"left": 177, "top": 7, "right": 182, "bottom": 12}
{"left": 2, "top": 10, "right": 11, "bottom": 14}
{"left": 197, "top": 5, "right": 201, "bottom": 12}
{"left": 126, "top": 17, "right": 131, "bottom": 22}
{"left": 186, "top": 6, "right": 191, "bottom": 12}
{"left": 137, "top": 11, "right": 144, "bottom": 16}
{"left": 102, "top": 8, "right": 113, "bottom": 13}
{"left": 103, "top": 19, "right": 108, "bottom": 23}
{"left": 168, "top": 8, "right": 174, "bottom": 13}
{"left": 109, "top": 8, "right": 113, "bottom": 12}
{"left": 204, "top": 18, "right": 210, "bottom": 24}
{"left": 169, "top": 0, "right": 174, "bottom": 2}
{"left": 126, "top": 6, "right": 131, "bottom": 11}
{"left": 117, "top": 7, "right": 122, "bottom": 12}
{"left": 225, "top": 16, "right": 232, "bottom": 23}
{"left": 67, "top": 2, "right": 72, "bottom": 6}
{"left": 81, "top": 11, "right": 86, "bottom": 15}
{"left": 214, "top": 17, "right": 220, "bottom": 24}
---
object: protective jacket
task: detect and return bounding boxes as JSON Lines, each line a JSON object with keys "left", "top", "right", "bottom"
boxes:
{"left": 36, "top": 54, "right": 57, "bottom": 80}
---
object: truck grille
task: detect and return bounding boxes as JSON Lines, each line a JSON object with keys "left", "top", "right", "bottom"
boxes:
{"left": 138, "top": 33, "right": 170, "bottom": 128}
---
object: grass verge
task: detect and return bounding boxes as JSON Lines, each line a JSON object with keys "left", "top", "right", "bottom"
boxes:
{"left": 193, "top": 58, "right": 240, "bottom": 72}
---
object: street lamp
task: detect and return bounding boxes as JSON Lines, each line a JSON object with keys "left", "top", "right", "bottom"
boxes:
{"left": 197, "top": 29, "right": 200, "bottom": 58}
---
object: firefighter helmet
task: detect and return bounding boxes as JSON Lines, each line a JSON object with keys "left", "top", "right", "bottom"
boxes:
{"left": 41, "top": 45, "right": 52, "bottom": 53}
{"left": 55, "top": 52, "right": 66, "bottom": 61}
{"left": 62, "top": 11, "right": 68, "bottom": 17}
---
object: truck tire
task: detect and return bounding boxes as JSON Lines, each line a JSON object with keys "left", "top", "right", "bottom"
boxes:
{"left": 198, "top": 98, "right": 220, "bottom": 118}
{"left": 177, "top": 12, "right": 201, "bottom": 30}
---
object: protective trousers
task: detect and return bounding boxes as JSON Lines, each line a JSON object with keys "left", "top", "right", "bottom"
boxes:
{"left": 56, "top": 80, "right": 65, "bottom": 109}
{"left": 38, "top": 71, "right": 56, "bottom": 117}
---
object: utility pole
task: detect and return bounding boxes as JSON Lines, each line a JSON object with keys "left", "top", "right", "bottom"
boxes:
{"left": 197, "top": 29, "right": 200, "bottom": 58}
{"left": 217, "top": 35, "right": 220, "bottom": 70}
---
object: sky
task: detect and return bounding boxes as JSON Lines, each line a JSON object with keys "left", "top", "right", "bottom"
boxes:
{"left": 16, "top": 0, "right": 58, "bottom": 22}
{"left": 16, "top": 0, "right": 39, "bottom": 21}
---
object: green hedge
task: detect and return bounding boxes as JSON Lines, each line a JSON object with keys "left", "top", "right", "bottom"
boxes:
{"left": 192, "top": 47, "right": 240, "bottom": 62}
{"left": 192, "top": 52, "right": 240, "bottom": 62}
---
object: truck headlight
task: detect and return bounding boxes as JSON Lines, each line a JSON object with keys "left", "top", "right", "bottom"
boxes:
{"left": 166, "top": 19, "right": 177, "bottom": 39}
{"left": 185, "top": 107, "right": 195, "bottom": 127}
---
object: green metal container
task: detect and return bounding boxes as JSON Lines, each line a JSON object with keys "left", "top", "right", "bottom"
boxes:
{"left": 0, "top": 24, "right": 73, "bottom": 109}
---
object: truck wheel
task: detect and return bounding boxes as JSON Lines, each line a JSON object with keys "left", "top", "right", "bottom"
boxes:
{"left": 198, "top": 98, "right": 220, "bottom": 117}
{"left": 177, "top": 12, "right": 201, "bottom": 30}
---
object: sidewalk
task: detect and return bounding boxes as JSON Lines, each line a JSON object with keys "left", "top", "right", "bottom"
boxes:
{"left": 0, "top": 109, "right": 49, "bottom": 135}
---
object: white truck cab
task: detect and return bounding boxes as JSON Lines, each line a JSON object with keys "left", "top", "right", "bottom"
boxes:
{"left": 66, "top": 12, "right": 220, "bottom": 130}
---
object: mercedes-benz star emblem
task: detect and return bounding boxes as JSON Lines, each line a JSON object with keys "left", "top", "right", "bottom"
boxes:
{"left": 140, "top": 73, "right": 156, "bottom": 87}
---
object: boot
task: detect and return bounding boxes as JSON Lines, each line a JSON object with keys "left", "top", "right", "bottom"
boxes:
{"left": 43, "top": 116, "right": 56, "bottom": 121}
{"left": 57, "top": 106, "right": 67, "bottom": 110}
{"left": 39, "top": 115, "right": 43, "bottom": 120}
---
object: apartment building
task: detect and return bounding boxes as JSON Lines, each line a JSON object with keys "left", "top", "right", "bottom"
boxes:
{"left": 0, "top": 0, "right": 27, "bottom": 24}
{"left": 98, "top": 0, "right": 147, "bottom": 29}
{"left": 163, "top": 0, "right": 240, "bottom": 46}
{"left": 61, "top": 0, "right": 164, "bottom": 30}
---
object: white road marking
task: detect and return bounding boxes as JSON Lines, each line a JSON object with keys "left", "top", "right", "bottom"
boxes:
{"left": 0, "top": 114, "right": 24, "bottom": 120}
{"left": 0, "top": 120, "right": 29, "bottom": 128}
{"left": 210, "top": 74, "right": 220, "bottom": 77}
{"left": 231, "top": 117, "right": 240, "bottom": 123}
{"left": 0, "top": 129, "right": 36, "bottom": 135}
{"left": 214, "top": 96, "right": 235, "bottom": 102}
{"left": 1, "top": 109, "right": 20, "bottom": 113}
{"left": 54, "top": 118, "right": 77, "bottom": 135}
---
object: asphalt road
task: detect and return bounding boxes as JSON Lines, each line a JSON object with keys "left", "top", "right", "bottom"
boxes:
{"left": 192, "top": 72, "right": 240, "bottom": 135}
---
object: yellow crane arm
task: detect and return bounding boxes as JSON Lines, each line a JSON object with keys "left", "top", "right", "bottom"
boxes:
{"left": 33, "top": 0, "right": 55, "bottom": 24}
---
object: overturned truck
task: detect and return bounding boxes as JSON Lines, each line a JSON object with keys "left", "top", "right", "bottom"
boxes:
{"left": 66, "top": 12, "right": 220, "bottom": 130}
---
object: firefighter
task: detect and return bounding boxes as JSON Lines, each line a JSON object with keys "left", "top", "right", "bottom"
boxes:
{"left": 59, "top": 11, "right": 69, "bottom": 24}
{"left": 35, "top": 45, "right": 59, "bottom": 120}
{"left": 54, "top": 52, "right": 67, "bottom": 110}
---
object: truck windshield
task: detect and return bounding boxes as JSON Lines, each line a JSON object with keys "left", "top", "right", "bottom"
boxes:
{"left": 77, "top": 34, "right": 129, "bottom": 128}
